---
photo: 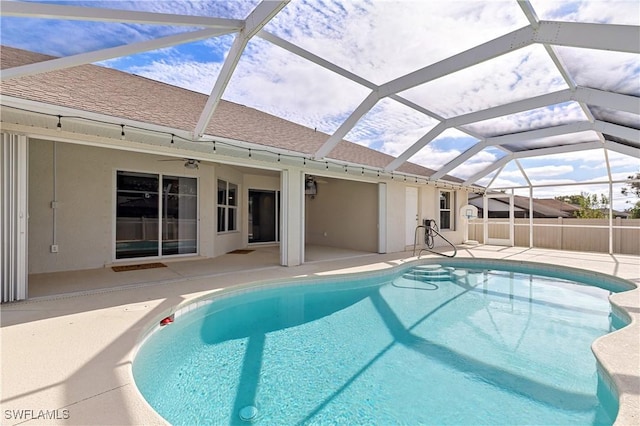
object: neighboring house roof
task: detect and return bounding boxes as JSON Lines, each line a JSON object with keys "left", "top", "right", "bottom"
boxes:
{"left": 597, "top": 208, "right": 630, "bottom": 218}
{"left": 535, "top": 198, "right": 581, "bottom": 215}
{"left": 0, "top": 46, "right": 462, "bottom": 182}
{"left": 511, "top": 195, "right": 573, "bottom": 218}
{"left": 469, "top": 195, "right": 632, "bottom": 218}
{"left": 469, "top": 194, "right": 572, "bottom": 218}
{"left": 468, "top": 197, "right": 525, "bottom": 213}
{"left": 537, "top": 198, "right": 629, "bottom": 218}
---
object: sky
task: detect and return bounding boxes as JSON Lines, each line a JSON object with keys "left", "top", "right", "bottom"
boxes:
{"left": 2, "top": 0, "right": 639, "bottom": 209}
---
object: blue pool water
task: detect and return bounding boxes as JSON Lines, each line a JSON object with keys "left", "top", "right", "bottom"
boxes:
{"left": 133, "top": 261, "right": 630, "bottom": 425}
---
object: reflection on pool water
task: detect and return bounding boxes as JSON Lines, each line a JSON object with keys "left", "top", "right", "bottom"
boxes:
{"left": 133, "top": 260, "right": 631, "bottom": 425}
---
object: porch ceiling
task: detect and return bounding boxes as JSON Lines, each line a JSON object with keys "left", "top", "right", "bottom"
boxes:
{"left": 1, "top": 0, "right": 638, "bottom": 193}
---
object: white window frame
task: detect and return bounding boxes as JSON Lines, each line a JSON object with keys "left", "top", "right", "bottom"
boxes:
{"left": 113, "top": 169, "right": 199, "bottom": 261}
{"left": 439, "top": 190, "right": 455, "bottom": 231}
{"left": 217, "top": 179, "right": 238, "bottom": 233}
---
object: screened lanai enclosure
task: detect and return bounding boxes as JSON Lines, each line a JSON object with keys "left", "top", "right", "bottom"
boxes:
{"left": 1, "top": 0, "right": 639, "bottom": 301}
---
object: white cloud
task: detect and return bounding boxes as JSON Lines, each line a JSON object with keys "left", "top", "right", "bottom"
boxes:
{"left": 525, "top": 149, "right": 605, "bottom": 164}
{"left": 607, "top": 152, "right": 640, "bottom": 170}
{"left": 224, "top": 38, "right": 371, "bottom": 134}
{"left": 481, "top": 176, "right": 528, "bottom": 188}
{"left": 555, "top": 47, "right": 640, "bottom": 96}
{"left": 413, "top": 147, "right": 463, "bottom": 171}
{"left": 501, "top": 165, "right": 574, "bottom": 178}
{"left": 346, "top": 98, "right": 440, "bottom": 151}
{"left": 463, "top": 102, "right": 588, "bottom": 137}
{"left": 266, "top": 0, "right": 529, "bottom": 85}
{"left": 450, "top": 150, "right": 502, "bottom": 179}
{"left": 400, "top": 44, "right": 569, "bottom": 118}
{"left": 126, "top": 58, "right": 222, "bottom": 94}
{"left": 530, "top": 0, "right": 640, "bottom": 25}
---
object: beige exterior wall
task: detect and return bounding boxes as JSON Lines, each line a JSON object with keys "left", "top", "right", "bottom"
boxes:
{"left": 381, "top": 183, "right": 468, "bottom": 253}
{"left": 419, "top": 185, "right": 438, "bottom": 227}
{"left": 305, "top": 177, "right": 378, "bottom": 252}
{"left": 415, "top": 185, "right": 468, "bottom": 250}
{"left": 27, "top": 138, "right": 471, "bottom": 274}
{"left": 28, "top": 139, "right": 217, "bottom": 273}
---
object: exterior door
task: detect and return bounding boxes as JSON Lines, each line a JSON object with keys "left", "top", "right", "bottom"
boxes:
{"left": 405, "top": 187, "right": 419, "bottom": 246}
{"left": 483, "top": 193, "right": 514, "bottom": 246}
{"left": 248, "top": 189, "right": 279, "bottom": 243}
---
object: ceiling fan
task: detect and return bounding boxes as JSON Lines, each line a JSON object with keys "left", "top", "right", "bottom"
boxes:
{"left": 158, "top": 158, "right": 200, "bottom": 169}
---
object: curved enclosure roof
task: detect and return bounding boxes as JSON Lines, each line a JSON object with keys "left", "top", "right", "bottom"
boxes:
{"left": 1, "top": 0, "right": 639, "bottom": 204}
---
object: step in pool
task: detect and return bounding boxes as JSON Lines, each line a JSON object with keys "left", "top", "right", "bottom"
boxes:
{"left": 402, "top": 264, "right": 464, "bottom": 282}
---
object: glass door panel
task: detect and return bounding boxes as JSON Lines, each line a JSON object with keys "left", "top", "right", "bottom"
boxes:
{"left": 162, "top": 176, "right": 197, "bottom": 255}
{"left": 116, "top": 171, "right": 159, "bottom": 259}
{"left": 248, "top": 190, "right": 277, "bottom": 243}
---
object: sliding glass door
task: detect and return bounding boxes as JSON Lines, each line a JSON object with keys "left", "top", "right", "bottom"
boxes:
{"left": 116, "top": 171, "right": 197, "bottom": 259}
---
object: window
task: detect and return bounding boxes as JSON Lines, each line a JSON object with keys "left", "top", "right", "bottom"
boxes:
{"left": 217, "top": 179, "right": 237, "bottom": 233}
{"left": 116, "top": 171, "right": 197, "bottom": 259}
{"left": 439, "top": 190, "right": 454, "bottom": 230}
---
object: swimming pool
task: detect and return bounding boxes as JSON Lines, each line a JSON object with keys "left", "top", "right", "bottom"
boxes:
{"left": 133, "top": 259, "right": 633, "bottom": 425}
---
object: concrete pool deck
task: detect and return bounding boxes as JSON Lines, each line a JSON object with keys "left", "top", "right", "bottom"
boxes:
{"left": 1, "top": 245, "right": 639, "bottom": 425}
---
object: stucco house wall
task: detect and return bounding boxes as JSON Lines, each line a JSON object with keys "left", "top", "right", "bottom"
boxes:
{"left": 305, "top": 177, "right": 378, "bottom": 252}
{"left": 26, "top": 137, "right": 467, "bottom": 275}
{"left": 28, "top": 139, "right": 216, "bottom": 273}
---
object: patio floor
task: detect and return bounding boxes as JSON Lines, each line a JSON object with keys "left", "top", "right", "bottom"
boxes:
{"left": 1, "top": 245, "right": 638, "bottom": 425}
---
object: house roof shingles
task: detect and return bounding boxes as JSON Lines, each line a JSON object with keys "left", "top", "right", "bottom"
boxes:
{"left": 1, "top": 46, "right": 461, "bottom": 182}
{"left": 534, "top": 198, "right": 581, "bottom": 214}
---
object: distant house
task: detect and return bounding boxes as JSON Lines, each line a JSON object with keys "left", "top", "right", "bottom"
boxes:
{"left": 534, "top": 199, "right": 581, "bottom": 217}
{"left": 597, "top": 208, "right": 630, "bottom": 219}
{"left": 469, "top": 195, "right": 571, "bottom": 218}
{"left": 469, "top": 195, "right": 630, "bottom": 219}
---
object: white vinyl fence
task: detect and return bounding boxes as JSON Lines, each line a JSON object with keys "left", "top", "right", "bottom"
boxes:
{"left": 468, "top": 218, "right": 640, "bottom": 255}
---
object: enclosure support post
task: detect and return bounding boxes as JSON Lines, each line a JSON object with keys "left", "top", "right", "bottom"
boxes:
{"left": 280, "top": 169, "right": 304, "bottom": 266}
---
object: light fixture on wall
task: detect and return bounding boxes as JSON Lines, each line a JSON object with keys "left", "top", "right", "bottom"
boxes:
{"left": 56, "top": 115, "right": 62, "bottom": 131}
{"left": 184, "top": 159, "right": 199, "bottom": 169}
{"left": 305, "top": 176, "right": 317, "bottom": 198}
{"left": 120, "top": 124, "right": 125, "bottom": 140}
